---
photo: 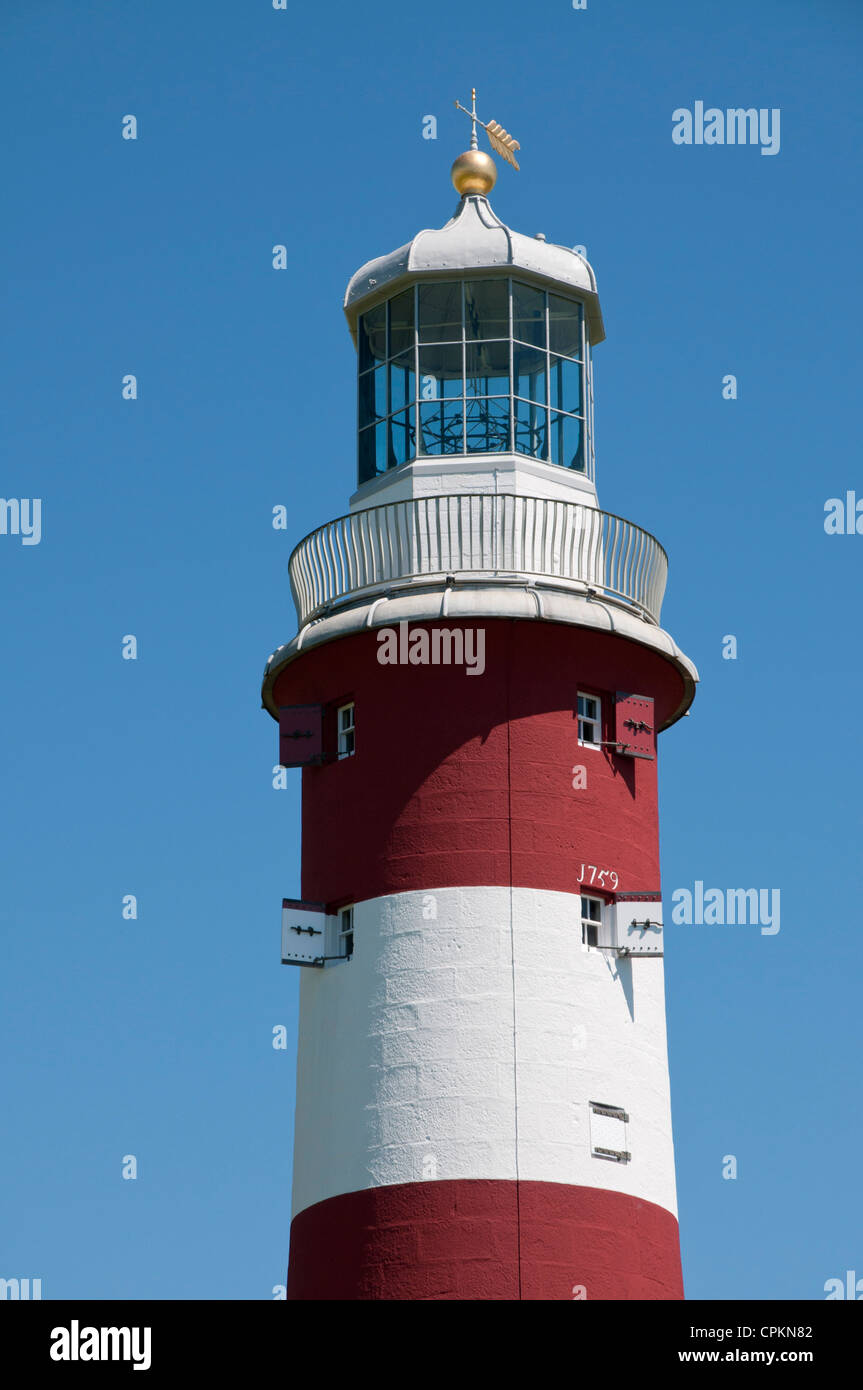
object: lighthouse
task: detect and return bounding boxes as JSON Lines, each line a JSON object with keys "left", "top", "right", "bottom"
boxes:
{"left": 262, "top": 99, "right": 698, "bottom": 1301}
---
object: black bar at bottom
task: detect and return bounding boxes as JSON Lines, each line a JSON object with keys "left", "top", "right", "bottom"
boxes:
{"left": 1, "top": 1298, "right": 857, "bottom": 1375}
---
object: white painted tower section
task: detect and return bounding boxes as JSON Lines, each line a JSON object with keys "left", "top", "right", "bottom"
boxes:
{"left": 291, "top": 886, "right": 676, "bottom": 1222}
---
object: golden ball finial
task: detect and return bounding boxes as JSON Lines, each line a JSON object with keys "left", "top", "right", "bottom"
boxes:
{"left": 451, "top": 149, "right": 497, "bottom": 197}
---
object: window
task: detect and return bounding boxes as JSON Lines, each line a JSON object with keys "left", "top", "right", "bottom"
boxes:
{"left": 356, "top": 279, "right": 588, "bottom": 484}
{"left": 577, "top": 692, "right": 601, "bottom": 748}
{"left": 581, "top": 894, "right": 603, "bottom": 948}
{"left": 338, "top": 906, "right": 354, "bottom": 960}
{"left": 589, "top": 1102, "right": 630, "bottom": 1163}
{"left": 337, "top": 703, "right": 355, "bottom": 759}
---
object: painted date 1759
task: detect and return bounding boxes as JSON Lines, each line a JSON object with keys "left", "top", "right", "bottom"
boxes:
{"left": 577, "top": 863, "right": 619, "bottom": 891}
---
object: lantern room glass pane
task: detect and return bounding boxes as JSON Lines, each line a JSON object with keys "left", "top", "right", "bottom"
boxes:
{"left": 358, "top": 363, "right": 387, "bottom": 430}
{"left": 515, "top": 398, "right": 548, "bottom": 460}
{"left": 549, "top": 294, "right": 582, "bottom": 359}
{"left": 389, "top": 410, "right": 414, "bottom": 468}
{"left": 389, "top": 289, "right": 415, "bottom": 356}
{"left": 419, "top": 402, "right": 441, "bottom": 452}
{"left": 466, "top": 340, "right": 509, "bottom": 397}
{"left": 358, "top": 422, "right": 386, "bottom": 482}
{"left": 465, "top": 397, "right": 510, "bottom": 452}
{"left": 358, "top": 302, "right": 387, "bottom": 372}
{"left": 358, "top": 425, "right": 374, "bottom": 483}
{"left": 390, "top": 352, "right": 416, "bottom": 414}
{"left": 464, "top": 280, "right": 509, "bottom": 340}
{"left": 418, "top": 282, "right": 462, "bottom": 342}
{"left": 512, "top": 281, "right": 545, "bottom": 347}
{"left": 549, "top": 354, "right": 582, "bottom": 414}
{"left": 419, "top": 344, "right": 462, "bottom": 399}
{"left": 420, "top": 401, "right": 464, "bottom": 454}
{"left": 513, "top": 343, "right": 546, "bottom": 404}
{"left": 550, "top": 411, "right": 584, "bottom": 470}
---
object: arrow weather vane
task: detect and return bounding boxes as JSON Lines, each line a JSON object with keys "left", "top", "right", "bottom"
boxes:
{"left": 454, "top": 88, "right": 521, "bottom": 170}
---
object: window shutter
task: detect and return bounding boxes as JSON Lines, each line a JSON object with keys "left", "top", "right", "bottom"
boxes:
{"left": 281, "top": 899, "right": 327, "bottom": 966}
{"left": 614, "top": 692, "right": 655, "bottom": 760}
{"left": 611, "top": 896, "right": 664, "bottom": 956}
{"left": 278, "top": 705, "right": 323, "bottom": 767}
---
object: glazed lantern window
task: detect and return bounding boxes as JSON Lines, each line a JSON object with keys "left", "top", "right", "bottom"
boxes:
{"left": 357, "top": 278, "right": 589, "bottom": 484}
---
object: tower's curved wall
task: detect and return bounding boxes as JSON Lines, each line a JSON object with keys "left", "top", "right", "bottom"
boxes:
{"left": 272, "top": 620, "right": 686, "bottom": 905}
{"left": 274, "top": 618, "right": 686, "bottom": 1300}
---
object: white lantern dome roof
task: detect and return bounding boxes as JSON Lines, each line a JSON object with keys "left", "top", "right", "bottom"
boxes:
{"left": 344, "top": 193, "right": 604, "bottom": 345}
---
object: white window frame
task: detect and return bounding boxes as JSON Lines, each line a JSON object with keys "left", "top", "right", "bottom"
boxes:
{"left": 338, "top": 905, "right": 354, "bottom": 960}
{"left": 337, "top": 702, "right": 355, "bottom": 760}
{"left": 580, "top": 893, "right": 603, "bottom": 949}
{"left": 577, "top": 691, "right": 601, "bottom": 749}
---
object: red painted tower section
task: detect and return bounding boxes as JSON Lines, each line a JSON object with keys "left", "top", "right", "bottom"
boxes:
{"left": 275, "top": 623, "right": 685, "bottom": 906}
{"left": 287, "top": 1182, "right": 682, "bottom": 1302}
{"left": 263, "top": 141, "right": 698, "bottom": 1300}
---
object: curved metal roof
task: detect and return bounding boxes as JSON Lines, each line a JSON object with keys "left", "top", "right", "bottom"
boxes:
{"left": 343, "top": 193, "right": 605, "bottom": 345}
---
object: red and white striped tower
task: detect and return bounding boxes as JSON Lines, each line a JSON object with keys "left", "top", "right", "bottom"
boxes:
{"left": 263, "top": 129, "right": 698, "bottom": 1301}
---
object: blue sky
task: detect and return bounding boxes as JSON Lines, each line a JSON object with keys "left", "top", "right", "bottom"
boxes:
{"left": 1, "top": 0, "right": 861, "bottom": 1300}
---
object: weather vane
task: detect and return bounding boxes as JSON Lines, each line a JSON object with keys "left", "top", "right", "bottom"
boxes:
{"left": 454, "top": 88, "right": 521, "bottom": 170}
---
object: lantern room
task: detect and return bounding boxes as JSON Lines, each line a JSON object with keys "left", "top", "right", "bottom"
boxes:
{"left": 356, "top": 277, "right": 588, "bottom": 481}
{"left": 344, "top": 181, "right": 605, "bottom": 511}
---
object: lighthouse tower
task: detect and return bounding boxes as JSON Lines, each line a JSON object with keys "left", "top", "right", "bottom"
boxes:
{"left": 263, "top": 111, "right": 698, "bottom": 1301}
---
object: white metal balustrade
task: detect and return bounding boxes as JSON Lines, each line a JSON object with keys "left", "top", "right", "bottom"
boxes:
{"left": 288, "top": 494, "right": 668, "bottom": 627}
